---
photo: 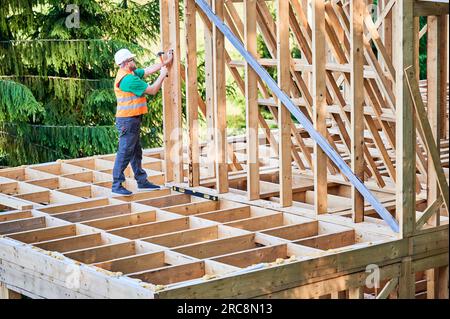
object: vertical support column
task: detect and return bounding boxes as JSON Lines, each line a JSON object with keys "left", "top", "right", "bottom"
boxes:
{"left": 204, "top": 0, "right": 216, "bottom": 179}
{"left": 312, "top": 0, "right": 327, "bottom": 215}
{"left": 426, "top": 15, "right": 442, "bottom": 226}
{"left": 439, "top": 17, "right": 448, "bottom": 140}
{"left": 398, "top": 257, "right": 415, "bottom": 299}
{"left": 351, "top": 0, "right": 365, "bottom": 223}
{"left": 213, "top": 0, "right": 229, "bottom": 193}
{"left": 185, "top": 0, "right": 200, "bottom": 187}
{"left": 245, "top": 0, "right": 259, "bottom": 200}
{"left": 395, "top": 0, "right": 416, "bottom": 238}
{"left": 426, "top": 15, "right": 443, "bottom": 299}
{"left": 277, "top": 0, "right": 292, "bottom": 207}
{"left": 161, "top": 0, "right": 183, "bottom": 183}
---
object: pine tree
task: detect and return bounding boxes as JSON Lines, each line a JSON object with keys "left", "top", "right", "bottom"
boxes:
{"left": 0, "top": 0, "right": 164, "bottom": 166}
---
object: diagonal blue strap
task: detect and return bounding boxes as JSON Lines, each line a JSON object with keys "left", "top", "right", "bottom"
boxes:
{"left": 195, "top": 0, "right": 399, "bottom": 233}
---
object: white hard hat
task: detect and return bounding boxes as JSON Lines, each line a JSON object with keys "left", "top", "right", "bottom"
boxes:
{"left": 114, "top": 48, "right": 136, "bottom": 65}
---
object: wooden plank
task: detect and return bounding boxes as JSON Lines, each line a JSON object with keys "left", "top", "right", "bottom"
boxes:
{"left": 293, "top": 230, "right": 355, "bottom": 250}
{"left": 195, "top": 206, "right": 250, "bottom": 223}
{"left": 351, "top": 0, "right": 365, "bottom": 223}
{"left": 261, "top": 221, "right": 319, "bottom": 241}
{"left": 0, "top": 216, "right": 46, "bottom": 235}
{"left": 108, "top": 218, "right": 189, "bottom": 240}
{"left": 213, "top": 0, "right": 229, "bottom": 193}
{"left": 93, "top": 251, "right": 166, "bottom": 275}
{"left": 129, "top": 262, "right": 205, "bottom": 286}
{"left": 8, "top": 225, "right": 76, "bottom": 244}
{"left": 414, "top": 1, "right": 449, "bottom": 16}
{"left": 185, "top": 0, "right": 200, "bottom": 187}
{"left": 245, "top": 0, "right": 259, "bottom": 201}
{"left": 224, "top": 213, "right": 283, "bottom": 231}
{"left": 213, "top": 244, "right": 288, "bottom": 268}
{"left": 174, "top": 234, "right": 256, "bottom": 259}
{"left": 64, "top": 241, "right": 136, "bottom": 264}
{"left": 81, "top": 211, "right": 156, "bottom": 230}
{"left": 312, "top": 0, "right": 327, "bottom": 215}
{"left": 35, "top": 233, "right": 103, "bottom": 253}
{"left": 144, "top": 225, "right": 218, "bottom": 248}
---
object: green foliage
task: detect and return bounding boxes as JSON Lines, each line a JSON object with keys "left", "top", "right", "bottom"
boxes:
{"left": 0, "top": 0, "right": 164, "bottom": 167}
{"left": 0, "top": 80, "right": 44, "bottom": 122}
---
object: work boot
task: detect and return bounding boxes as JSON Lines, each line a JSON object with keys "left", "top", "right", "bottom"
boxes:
{"left": 137, "top": 181, "right": 161, "bottom": 190}
{"left": 112, "top": 185, "right": 132, "bottom": 195}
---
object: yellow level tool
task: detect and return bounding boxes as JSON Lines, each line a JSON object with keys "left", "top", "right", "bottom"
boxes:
{"left": 171, "top": 186, "right": 219, "bottom": 201}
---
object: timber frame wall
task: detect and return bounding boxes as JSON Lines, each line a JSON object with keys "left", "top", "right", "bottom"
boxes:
{"left": 0, "top": 0, "right": 449, "bottom": 299}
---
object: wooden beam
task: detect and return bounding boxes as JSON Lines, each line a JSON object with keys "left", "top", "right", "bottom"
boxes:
{"left": 312, "top": 0, "right": 327, "bottom": 214}
{"left": 277, "top": 0, "right": 292, "bottom": 207}
{"left": 213, "top": 0, "right": 229, "bottom": 193}
{"left": 161, "top": 0, "right": 183, "bottom": 183}
{"left": 395, "top": 0, "right": 416, "bottom": 238}
{"left": 414, "top": 0, "right": 449, "bottom": 17}
{"left": 245, "top": 0, "right": 259, "bottom": 201}
{"left": 185, "top": 0, "right": 200, "bottom": 187}
{"left": 351, "top": 0, "right": 365, "bottom": 223}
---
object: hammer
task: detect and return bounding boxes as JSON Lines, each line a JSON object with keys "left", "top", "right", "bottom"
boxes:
{"left": 157, "top": 51, "right": 169, "bottom": 77}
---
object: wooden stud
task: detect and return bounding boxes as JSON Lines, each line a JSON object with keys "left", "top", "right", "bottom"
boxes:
{"left": 213, "top": 0, "right": 229, "bottom": 193}
{"left": 245, "top": 0, "right": 259, "bottom": 201}
{"left": 351, "top": 0, "right": 365, "bottom": 223}
{"left": 185, "top": 0, "right": 200, "bottom": 187}
{"left": 161, "top": 0, "right": 183, "bottom": 183}
{"left": 277, "top": 0, "right": 292, "bottom": 207}
{"left": 395, "top": 0, "right": 416, "bottom": 238}
{"left": 312, "top": 0, "right": 327, "bottom": 214}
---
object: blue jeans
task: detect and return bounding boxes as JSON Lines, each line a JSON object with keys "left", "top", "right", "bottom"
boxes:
{"left": 112, "top": 115, "right": 148, "bottom": 190}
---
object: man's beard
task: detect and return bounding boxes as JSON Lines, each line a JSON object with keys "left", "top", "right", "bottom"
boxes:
{"left": 130, "top": 65, "right": 137, "bottom": 71}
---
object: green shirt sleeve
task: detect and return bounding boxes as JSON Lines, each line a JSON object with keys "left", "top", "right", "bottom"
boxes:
{"left": 119, "top": 69, "right": 148, "bottom": 97}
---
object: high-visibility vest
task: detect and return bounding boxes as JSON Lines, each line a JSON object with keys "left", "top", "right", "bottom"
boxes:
{"left": 114, "top": 69, "right": 148, "bottom": 117}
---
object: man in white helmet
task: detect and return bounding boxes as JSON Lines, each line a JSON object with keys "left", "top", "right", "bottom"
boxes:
{"left": 112, "top": 48, "right": 173, "bottom": 195}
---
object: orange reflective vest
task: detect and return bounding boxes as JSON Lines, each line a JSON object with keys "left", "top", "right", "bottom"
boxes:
{"left": 114, "top": 69, "right": 148, "bottom": 117}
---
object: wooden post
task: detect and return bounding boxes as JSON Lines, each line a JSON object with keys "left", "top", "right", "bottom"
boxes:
{"left": 204, "top": 0, "right": 216, "bottom": 179}
{"left": 312, "top": 0, "right": 327, "bottom": 215}
{"left": 398, "top": 257, "right": 415, "bottom": 299}
{"left": 161, "top": 0, "right": 183, "bottom": 183}
{"left": 213, "top": 0, "right": 229, "bottom": 193}
{"left": 185, "top": 0, "right": 200, "bottom": 187}
{"left": 424, "top": 16, "right": 446, "bottom": 298}
{"left": 245, "top": 0, "right": 259, "bottom": 200}
{"left": 395, "top": 0, "right": 416, "bottom": 238}
{"left": 277, "top": 0, "right": 292, "bottom": 207}
{"left": 439, "top": 17, "right": 448, "bottom": 140}
{"left": 351, "top": 0, "right": 365, "bottom": 223}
